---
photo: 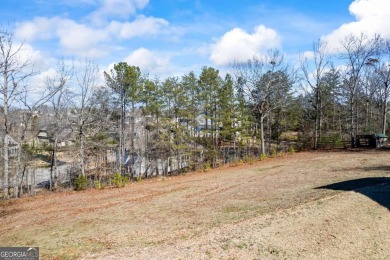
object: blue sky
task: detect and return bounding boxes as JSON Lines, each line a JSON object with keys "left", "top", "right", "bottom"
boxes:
{"left": 1, "top": 0, "right": 388, "bottom": 81}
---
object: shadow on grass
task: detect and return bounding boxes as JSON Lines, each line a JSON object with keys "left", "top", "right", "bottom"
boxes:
{"left": 316, "top": 177, "right": 390, "bottom": 211}
{"left": 362, "top": 166, "right": 390, "bottom": 172}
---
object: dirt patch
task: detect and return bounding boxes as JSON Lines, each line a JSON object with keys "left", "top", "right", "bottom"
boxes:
{"left": 1, "top": 150, "right": 389, "bottom": 259}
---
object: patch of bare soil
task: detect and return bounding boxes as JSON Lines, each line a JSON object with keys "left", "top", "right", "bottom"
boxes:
{"left": 1, "top": 150, "right": 390, "bottom": 259}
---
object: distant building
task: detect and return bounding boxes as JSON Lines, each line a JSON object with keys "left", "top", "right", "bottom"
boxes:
{"left": 36, "top": 125, "right": 76, "bottom": 147}
{"left": 37, "top": 127, "right": 49, "bottom": 143}
{"left": 0, "top": 132, "right": 20, "bottom": 158}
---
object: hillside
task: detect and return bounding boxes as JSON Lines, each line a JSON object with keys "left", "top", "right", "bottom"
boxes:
{"left": 1, "top": 150, "right": 390, "bottom": 259}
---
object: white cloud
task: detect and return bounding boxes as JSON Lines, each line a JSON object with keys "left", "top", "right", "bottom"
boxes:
{"left": 322, "top": 0, "right": 390, "bottom": 51}
{"left": 15, "top": 17, "right": 55, "bottom": 41}
{"left": 22, "top": 66, "right": 56, "bottom": 104}
{"left": 16, "top": 15, "right": 169, "bottom": 57}
{"left": 30, "top": 68, "right": 57, "bottom": 90}
{"left": 16, "top": 17, "right": 110, "bottom": 57}
{"left": 108, "top": 15, "right": 169, "bottom": 38}
{"left": 210, "top": 25, "right": 281, "bottom": 66}
{"left": 9, "top": 43, "right": 43, "bottom": 68}
{"left": 302, "top": 51, "right": 315, "bottom": 60}
{"left": 123, "top": 48, "right": 172, "bottom": 77}
{"left": 0, "top": 41, "right": 50, "bottom": 104}
{"left": 89, "top": 0, "right": 149, "bottom": 24}
{"left": 16, "top": 14, "right": 169, "bottom": 58}
{"left": 55, "top": 20, "right": 109, "bottom": 56}
{"left": 14, "top": 0, "right": 182, "bottom": 79}
{"left": 2, "top": 41, "right": 53, "bottom": 78}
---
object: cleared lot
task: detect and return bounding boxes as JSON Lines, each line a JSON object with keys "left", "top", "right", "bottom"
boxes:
{"left": 1, "top": 150, "right": 390, "bottom": 259}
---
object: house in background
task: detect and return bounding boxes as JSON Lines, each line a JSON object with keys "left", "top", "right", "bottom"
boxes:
{"left": 37, "top": 127, "right": 49, "bottom": 143}
{"left": 36, "top": 125, "right": 76, "bottom": 147}
{"left": 57, "top": 127, "right": 75, "bottom": 147}
{"left": 0, "top": 131, "right": 20, "bottom": 158}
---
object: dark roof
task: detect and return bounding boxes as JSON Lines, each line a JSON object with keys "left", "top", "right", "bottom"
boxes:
{"left": 37, "top": 124, "right": 74, "bottom": 142}
{"left": 57, "top": 128, "right": 73, "bottom": 142}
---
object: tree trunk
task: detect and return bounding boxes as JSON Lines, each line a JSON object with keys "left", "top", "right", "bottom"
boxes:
{"left": 14, "top": 146, "right": 22, "bottom": 198}
{"left": 382, "top": 103, "right": 387, "bottom": 135}
{"left": 267, "top": 111, "right": 272, "bottom": 153}
{"left": 18, "top": 167, "right": 25, "bottom": 198}
{"left": 79, "top": 126, "right": 85, "bottom": 176}
{"left": 50, "top": 145, "right": 54, "bottom": 191}
{"left": 50, "top": 137, "right": 58, "bottom": 191}
{"left": 259, "top": 115, "right": 265, "bottom": 155}
{"left": 130, "top": 102, "right": 136, "bottom": 178}
{"left": 355, "top": 98, "right": 359, "bottom": 135}
{"left": 319, "top": 98, "right": 323, "bottom": 147}
{"left": 22, "top": 167, "right": 26, "bottom": 196}
{"left": 314, "top": 115, "right": 318, "bottom": 149}
{"left": 3, "top": 72, "right": 9, "bottom": 199}
{"left": 350, "top": 96, "right": 355, "bottom": 147}
{"left": 25, "top": 168, "right": 29, "bottom": 196}
{"left": 31, "top": 168, "right": 36, "bottom": 196}
{"left": 118, "top": 93, "right": 126, "bottom": 175}
{"left": 3, "top": 135, "right": 9, "bottom": 199}
{"left": 314, "top": 87, "right": 320, "bottom": 149}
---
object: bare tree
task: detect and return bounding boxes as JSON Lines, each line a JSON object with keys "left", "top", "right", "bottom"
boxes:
{"left": 0, "top": 26, "right": 34, "bottom": 199}
{"left": 233, "top": 50, "right": 295, "bottom": 155}
{"left": 300, "top": 40, "right": 333, "bottom": 149}
{"left": 14, "top": 73, "right": 64, "bottom": 197}
{"left": 340, "top": 34, "right": 380, "bottom": 146}
{"left": 74, "top": 59, "right": 99, "bottom": 176}
{"left": 45, "top": 60, "right": 73, "bottom": 190}
{"left": 372, "top": 39, "right": 390, "bottom": 134}
{"left": 89, "top": 85, "right": 117, "bottom": 178}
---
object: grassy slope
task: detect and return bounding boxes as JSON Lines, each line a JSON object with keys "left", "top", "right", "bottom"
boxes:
{"left": 1, "top": 150, "right": 389, "bottom": 259}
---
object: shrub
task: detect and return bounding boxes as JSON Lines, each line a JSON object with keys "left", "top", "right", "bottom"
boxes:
{"left": 74, "top": 175, "right": 88, "bottom": 191}
{"left": 123, "top": 175, "right": 130, "bottom": 185}
{"left": 260, "top": 153, "right": 267, "bottom": 161}
{"left": 111, "top": 174, "right": 130, "bottom": 187}
{"left": 231, "top": 158, "right": 241, "bottom": 167}
{"left": 94, "top": 180, "right": 100, "bottom": 189}
{"left": 94, "top": 180, "right": 105, "bottom": 189}
{"left": 111, "top": 173, "right": 124, "bottom": 188}
{"left": 289, "top": 145, "right": 295, "bottom": 154}
{"left": 204, "top": 162, "right": 211, "bottom": 172}
{"left": 319, "top": 134, "right": 343, "bottom": 148}
{"left": 248, "top": 156, "right": 256, "bottom": 164}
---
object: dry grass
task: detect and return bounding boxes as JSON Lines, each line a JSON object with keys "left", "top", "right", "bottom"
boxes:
{"left": 1, "top": 149, "right": 390, "bottom": 259}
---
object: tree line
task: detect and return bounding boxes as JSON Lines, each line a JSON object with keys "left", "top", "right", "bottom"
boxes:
{"left": 1, "top": 26, "right": 390, "bottom": 198}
